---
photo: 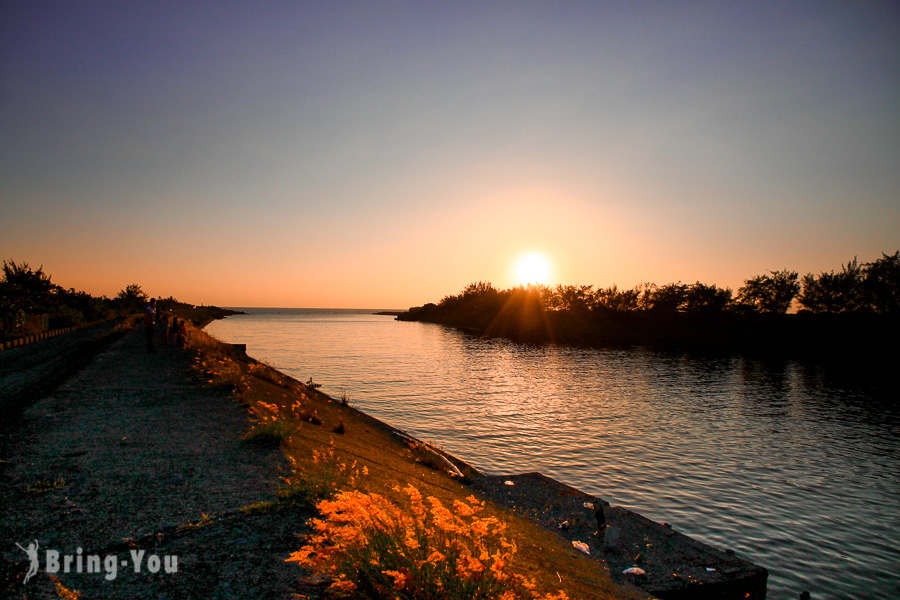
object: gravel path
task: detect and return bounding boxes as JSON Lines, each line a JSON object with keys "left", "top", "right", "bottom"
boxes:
{"left": 0, "top": 320, "right": 123, "bottom": 420}
{"left": 0, "top": 326, "right": 318, "bottom": 599}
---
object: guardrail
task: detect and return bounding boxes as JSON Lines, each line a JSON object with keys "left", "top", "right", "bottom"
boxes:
{"left": 0, "top": 318, "right": 120, "bottom": 353}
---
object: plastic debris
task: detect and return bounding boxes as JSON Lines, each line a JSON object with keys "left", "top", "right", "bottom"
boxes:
{"left": 706, "top": 567, "right": 717, "bottom": 572}
{"left": 622, "top": 567, "right": 646, "bottom": 576}
{"left": 504, "top": 480, "right": 515, "bottom": 486}
{"left": 572, "top": 541, "right": 590, "bottom": 555}
{"left": 557, "top": 520, "right": 569, "bottom": 530}
{"left": 583, "top": 502, "right": 594, "bottom": 509}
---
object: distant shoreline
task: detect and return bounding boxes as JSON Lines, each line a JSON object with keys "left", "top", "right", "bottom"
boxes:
{"left": 397, "top": 307, "right": 900, "bottom": 361}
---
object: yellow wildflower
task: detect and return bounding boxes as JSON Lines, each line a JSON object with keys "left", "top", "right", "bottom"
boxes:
{"left": 382, "top": 569, "right": 410, "bottom": 591}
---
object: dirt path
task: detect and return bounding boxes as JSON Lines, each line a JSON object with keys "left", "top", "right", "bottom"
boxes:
{"left": 0, "top": 326, "right": 318, "bottom": 599}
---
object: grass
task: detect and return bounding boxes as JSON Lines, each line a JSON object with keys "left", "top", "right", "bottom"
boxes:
{"left": 50, "top": 575, "right": 82, "bottom": 599}
{"left": 176, "top": 513, "right": 213, "bottom": 533}
{"left": 182, "top": 323, "right": 249, "bottom": 395}
{"left": 239, "top": 500, "right": 280, "bottom": 515}
{"left": 338, "top": 387, "right": 351, "bottom": 406}
{"left": 276, "top": 446, "right": 367, "bottom": 510}
{"left": 248, "top": 360, "right": 292, "bottom": 388}
{"left": 27, "top": 478, "right": 66, "bottom": 493}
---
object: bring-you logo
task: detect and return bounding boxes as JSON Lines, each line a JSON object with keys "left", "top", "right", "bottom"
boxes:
{"left": 16, "top": 540, "right": 178, "bottom": 583}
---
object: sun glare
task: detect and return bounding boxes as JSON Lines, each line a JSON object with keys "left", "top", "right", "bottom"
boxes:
{"left": 515, "top": 253, "right": 551, "bottom": 285}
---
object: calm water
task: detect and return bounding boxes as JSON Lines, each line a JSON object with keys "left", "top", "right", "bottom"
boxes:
{"left": 207, "top": 309, "right": 899, "bottom": 600}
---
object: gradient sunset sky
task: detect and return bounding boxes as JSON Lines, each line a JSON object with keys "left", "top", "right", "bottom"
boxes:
{"left": 2, "top": 1, "right": 898, "bottom": 308}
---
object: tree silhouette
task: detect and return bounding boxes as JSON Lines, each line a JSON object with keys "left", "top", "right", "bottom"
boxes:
{"left": 1, "top": 261, "right": 62, "bottom": 333}
{"left": 551, "top": 284, "right": 595, "bottom": 311}
{"left": 863, "top": 251, "right": 900, "bottom": 314}
{"left": 2, "top": 261, "right": 56, "bottom": 292}
{"left": 798, "top": 258, "right": 865, "bottom": 313}
{"left": 116, "top": 283, "right": 149, "bottom": 313}
{"left": 647, "top": 282, "right": 688, "bottom": 312}
{"left": 399, "top": 253, "right": 899, "bottom": 352}
{"left": 736, "top": 270, "right": 800, "bottom": 314}
{"left": 683, "top": 282, "right": 733, "bottom": 314}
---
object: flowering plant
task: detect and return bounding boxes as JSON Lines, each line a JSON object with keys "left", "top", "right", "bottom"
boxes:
{"left": 287, "top": 484, "right": 567, "bottom": 599}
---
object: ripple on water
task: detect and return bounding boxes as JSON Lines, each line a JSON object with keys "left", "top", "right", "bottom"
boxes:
{"left": 207, "top": 311, "right": 900, "bottom": 600}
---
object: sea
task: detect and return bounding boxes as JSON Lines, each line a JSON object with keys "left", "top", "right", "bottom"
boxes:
{"left": 205, "top": 308, "right": 899, "bottom": 600}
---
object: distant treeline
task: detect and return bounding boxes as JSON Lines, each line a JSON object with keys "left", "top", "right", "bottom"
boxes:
{"left": 398, "top": 252, "right": 900, "bottom": 355}
{"left": 0, "top": 260, "right": 204, "bottom": 342}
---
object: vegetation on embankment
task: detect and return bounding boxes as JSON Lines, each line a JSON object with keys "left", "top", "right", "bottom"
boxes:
{"left": 0, "top": 260, "right": 241, "bottom": 342}
{"left": 398, "top": 251, "right": 900, "bottom": 356}
{"left": 186, "top": 323, "right": 646, "bottom": 600}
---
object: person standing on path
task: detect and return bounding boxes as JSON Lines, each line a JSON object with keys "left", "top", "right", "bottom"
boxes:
{"left": 159, "top": 314, "right": 169, "bottom": 345}
{"left": 144, "top": 298, "right": 156, "bottom": 353}
{"left": 176, "top": 318, "right": 186, "bottom": 348}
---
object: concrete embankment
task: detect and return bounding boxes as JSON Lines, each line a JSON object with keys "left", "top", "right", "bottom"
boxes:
{"left": 466, "top": 473, "right": 768, "bottom": 600}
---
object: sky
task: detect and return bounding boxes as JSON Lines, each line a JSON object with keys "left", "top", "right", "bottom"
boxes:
{"left": 2, "top": 1, "right": 898, "bottom": 308}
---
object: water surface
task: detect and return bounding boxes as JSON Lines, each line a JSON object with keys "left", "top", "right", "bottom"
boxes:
{"left": 207, "top": 308, "right": 899, "bottom": 600}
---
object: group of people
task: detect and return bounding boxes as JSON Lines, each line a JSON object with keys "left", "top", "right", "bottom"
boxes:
{"left": 143, "top": 298, "right": 186, "bottom": 353}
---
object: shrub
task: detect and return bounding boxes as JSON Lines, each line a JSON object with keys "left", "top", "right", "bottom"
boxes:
{"left": 243, "top": 417, "right": 294, "bottom": 446}
{"left": 299, "top": 408, "right": 323, "bottom": 425}
{"left": 287, "top": 485, "right": 568, "bottom": 600}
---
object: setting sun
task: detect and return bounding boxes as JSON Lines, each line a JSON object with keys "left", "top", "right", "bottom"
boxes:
{"left": 514, "top": 253, "right": 552, "bottom": 285}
